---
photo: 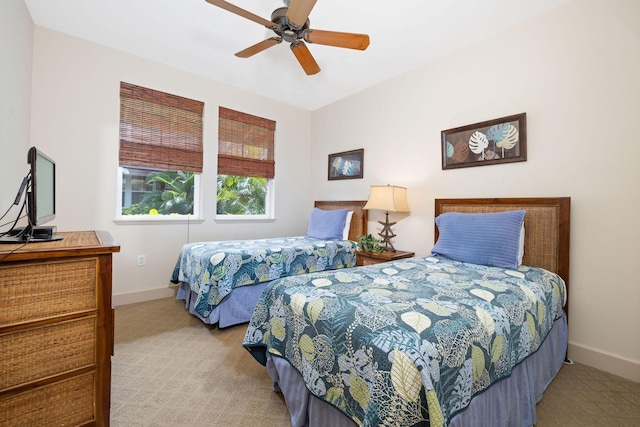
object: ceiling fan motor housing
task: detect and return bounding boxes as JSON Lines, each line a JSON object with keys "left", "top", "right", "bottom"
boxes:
{"left": 271, "top": 6, "right": 309, "bottom": 42}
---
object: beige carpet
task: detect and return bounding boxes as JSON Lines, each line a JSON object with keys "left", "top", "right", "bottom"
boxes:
{"left": 111, "top": 297, "right": 640, "bottom": 427}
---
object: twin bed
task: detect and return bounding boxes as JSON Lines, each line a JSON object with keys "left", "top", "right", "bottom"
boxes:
{"left": 240, "top": 197, "right": 571, "bottom": 427}
{"left": 171, "top": 200, "right": 368, "bottom": 327}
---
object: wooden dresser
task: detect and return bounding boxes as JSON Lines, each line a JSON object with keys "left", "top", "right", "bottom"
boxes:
{"left": 0, "top": 231, "right": 120, "bottom": 427}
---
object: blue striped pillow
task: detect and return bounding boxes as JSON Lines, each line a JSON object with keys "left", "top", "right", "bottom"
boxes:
{"left": 306, "top": 208, "right": 349, "bottom": 240}
{"left": 431, "top": 210, "right": 526, "bottom": 268}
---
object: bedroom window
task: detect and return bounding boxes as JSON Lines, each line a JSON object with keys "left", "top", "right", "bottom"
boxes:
{"left": 117, "top": 82, "right": 203, "bottom": 220}
{"left": 217, "top": 107, "right": 275, "bottom": 218}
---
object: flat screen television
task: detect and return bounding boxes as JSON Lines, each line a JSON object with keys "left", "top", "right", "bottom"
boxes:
{"left": 28, "top": 147, "right": 57, "bottom": 228}
{"left": 0, "top": 147, "right": 62, "bottom": 243}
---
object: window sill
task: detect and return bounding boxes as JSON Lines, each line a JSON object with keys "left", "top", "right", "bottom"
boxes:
{"left": 114, "top": 215, "right": 204, "bottom": 225}
{"left": 214, "top": 215, "right": 275, "bottom": 223}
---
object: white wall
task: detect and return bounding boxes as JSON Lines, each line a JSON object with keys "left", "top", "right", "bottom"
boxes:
{"left": 311, "top": 0, "right": 640, "bottom": 381}
{"left": 0, "top": 1, "right": 33, "bottom": 211}
{"left": 29, "top": 28, "right": 313, "bottom": 303}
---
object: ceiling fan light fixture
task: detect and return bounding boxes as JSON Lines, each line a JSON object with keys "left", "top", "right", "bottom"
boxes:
{"left": 282, "top": 30, "right": 298, "bottom": 43}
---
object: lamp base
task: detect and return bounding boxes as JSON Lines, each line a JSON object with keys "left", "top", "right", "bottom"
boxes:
{"left": 378, "top": 211, "right": 397, "bottom": 252}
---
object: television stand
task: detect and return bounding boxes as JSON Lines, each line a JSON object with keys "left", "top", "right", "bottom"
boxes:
{"left": 0, "top": 225, "right": 63, "bottom": 244}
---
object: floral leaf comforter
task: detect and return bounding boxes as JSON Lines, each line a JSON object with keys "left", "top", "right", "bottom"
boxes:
{"left": 171, "top": 236, "right": 357, "bottom": 319}
{"left": 242, "top": 256, "right": 566, "bottom": 426}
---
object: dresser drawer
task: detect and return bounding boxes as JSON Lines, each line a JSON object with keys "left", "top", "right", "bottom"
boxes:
{"left": 0, "top": 258, "right": 97, "bottom": 327}
{"left": 0, "top": 372, "right": 96, "bottom": 426}
{"left": 0, "top": 316, "right": 96, "bottom": 391}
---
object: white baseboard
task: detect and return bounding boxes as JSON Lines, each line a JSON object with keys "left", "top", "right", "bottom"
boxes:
{"left": 568, "top": 341, "right": 640, "bottom": 382}
{"left": 113, "top": 285, "right": 178, "bottom": 307}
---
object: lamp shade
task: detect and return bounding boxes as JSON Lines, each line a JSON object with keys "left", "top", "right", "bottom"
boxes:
{"left": 363, "top": 185, "right": 410, "bottom": 213}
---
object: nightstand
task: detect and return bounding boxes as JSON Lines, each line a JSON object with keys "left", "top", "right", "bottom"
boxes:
{"left": 355, "top": 250, "right": 415, "bottom": 266}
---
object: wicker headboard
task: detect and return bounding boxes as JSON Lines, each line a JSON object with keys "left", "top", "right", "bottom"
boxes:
{"left": 314, "top": 200, "right": 368, "bottom": 241}
{"left": 435, "top": 197, "right": 571, "bottom": 316}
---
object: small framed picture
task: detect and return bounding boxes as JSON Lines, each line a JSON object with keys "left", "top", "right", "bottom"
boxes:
{"left": 328, "top": 149, "right": 364, "bottom": 180}
{"left": 441, "top": 113, "right": 527, "bottom": 170}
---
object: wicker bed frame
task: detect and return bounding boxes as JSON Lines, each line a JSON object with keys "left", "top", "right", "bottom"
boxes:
{"left": 315, "top": 200, "right": 368, "bottom": 240}
{"left": 435, "top": 197, "right": 571, "bottom": 319}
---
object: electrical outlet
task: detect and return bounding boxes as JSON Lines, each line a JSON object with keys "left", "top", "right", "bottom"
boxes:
{"left": 137, "top": 255, "right": 146, "bottom": 266}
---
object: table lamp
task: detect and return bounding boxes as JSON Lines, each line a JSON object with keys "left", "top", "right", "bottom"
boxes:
{"left": 363, "top": 185, "right": 410, "bottom": 251}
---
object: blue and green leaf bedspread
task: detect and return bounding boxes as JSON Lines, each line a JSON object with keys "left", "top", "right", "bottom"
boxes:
{"left": 171, "top": 236, "right": 357, "bottom": 319}
{"left": 242, "top": 255, "right": 567, "bottom": 426}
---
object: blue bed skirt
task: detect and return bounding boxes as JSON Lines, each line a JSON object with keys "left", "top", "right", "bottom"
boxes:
{"left": 176, "top": 281, "right": 269, "bottom": 328}
{"left": 265, "top": 313, "right": 568, "bottom": 427}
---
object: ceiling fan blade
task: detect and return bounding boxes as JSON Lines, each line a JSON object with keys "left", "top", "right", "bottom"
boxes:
{"left": 303, "top": 29, "right": 370, "bottom": 50}
{"left": 290, "top": 41, "right": 320, "bottom": 75}
{"left": 205, "top": 0, "right": 277, "bottom": 29}
{"left": 286, "top": 0, "right": 317, "bottom": 29}
{"left": 235, "top": 37, "right": 282, "bottom": 58}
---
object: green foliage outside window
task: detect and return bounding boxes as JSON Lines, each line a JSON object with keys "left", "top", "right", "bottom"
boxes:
{"left": 216, "top": 175, "right": 266, "bottom": 215}
{"left": 122, "top": 170, "right": 194, "bottom": 215}
{"left": 122, "top": 171, "right": 267, "bottom": 216}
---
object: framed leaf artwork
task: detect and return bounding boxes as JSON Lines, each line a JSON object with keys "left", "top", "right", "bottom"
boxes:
{"left": 441, "top": 113, "right": 527, "bottom": 170}
{"left": 328, "top": 149, "right": 364, "bottom": 180}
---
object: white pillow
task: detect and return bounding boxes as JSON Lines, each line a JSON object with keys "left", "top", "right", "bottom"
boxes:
{"left": 342, "top": 211, "right": 354, "bottom": 240}
{"left": 518, "top": 223, "right": 525, "bottom": 265}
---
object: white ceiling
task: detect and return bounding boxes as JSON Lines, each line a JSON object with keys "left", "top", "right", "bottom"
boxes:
{"left": 24, "top": 0, "right": 570, "bottom": 111}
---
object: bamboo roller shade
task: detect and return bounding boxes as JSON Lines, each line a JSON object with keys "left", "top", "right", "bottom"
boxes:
{"left": 218, "top": 106, "right": 275, "bottom": 179}
{"left": 119, "top": 82, "right": 204, "bottom": 172}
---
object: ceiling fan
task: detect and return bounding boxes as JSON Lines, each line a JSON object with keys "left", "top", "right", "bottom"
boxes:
{"left": 205, "top": 0, "right": 370, "bottom": 75}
